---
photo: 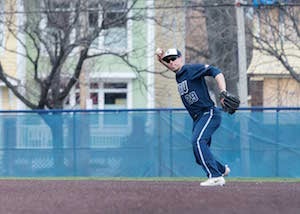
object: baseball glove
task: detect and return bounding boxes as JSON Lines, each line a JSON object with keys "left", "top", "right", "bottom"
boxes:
{"left": 219, "top": 91, "right": 240, "bottom": 114}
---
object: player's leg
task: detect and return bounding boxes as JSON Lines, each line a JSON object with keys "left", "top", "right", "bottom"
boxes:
{"left": 215, "top": 160, "right": 226, "bottom": 174}
{"left": 191, "top": 108, "right": 222, "bottom": 178}
{"left": 206, "top": 112, "right": 230, "bottom": 177}
{"left": 207, "top": 133, "right": 230, "bottom": 176}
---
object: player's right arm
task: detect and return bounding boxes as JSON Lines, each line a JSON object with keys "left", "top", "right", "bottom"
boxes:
{"left": 155, "top": 48, "right": 172, "bottom": 70}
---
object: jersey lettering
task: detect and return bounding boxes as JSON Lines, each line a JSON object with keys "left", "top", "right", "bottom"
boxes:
{"left": 177, "top": 80, "right": 189, "bottom": 96}
{"left": 178, "top": 80, "right": 199, "bottom": 105}
{"left": 184, "top": 91, "right": 199, "bottom": 105}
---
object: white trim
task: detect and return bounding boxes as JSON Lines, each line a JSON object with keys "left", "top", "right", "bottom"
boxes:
{"left": 127, "top": 0, "right": 133, "bottom": 54}
{"left": 146, "top": 0, "right": 155, "bottom": 108}
{"left": 69, "top": 86, "right": 76, "bottom": 107}
{"left": 0, "top": 0, "right": 5, "bottom": 53}
{"left": 127, "top": 80, "right": 133, "bottom": 108}
{"left": 16, "top": 0, "right": 26, "bottom": 110}
{"left": 98, "top": 83, "right": 104, "bottom": 109}
{"left": 0, "top": 76, "right": 18, "bottom": 86}
{"left": 39, "top": 1, "right": 76, "bottom": 56}
{"left": 90, "top": 71, "right": 137, "bottom": 79}
{"left": 196, "top": 109, "right": 214, "bottom": 178}
{"left": 0, "top": 88, "right": 2, "bottom": 109}
{"left": 9, "top": 89, "right": 14, "bottom": 107}
{"left": 89, "top": 0, "right": 130, "bottom": 54}
{"left": 65, "top": 79, "right": 132, "bottom": 110}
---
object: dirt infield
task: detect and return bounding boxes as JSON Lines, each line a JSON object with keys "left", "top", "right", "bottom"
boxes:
{"left": 0, "top": 180, "right": 299, "bottom": 214}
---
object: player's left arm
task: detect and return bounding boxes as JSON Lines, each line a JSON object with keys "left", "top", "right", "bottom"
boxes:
{"left": 214, "top": 73, "right": 227, "bottom": 106}
{"left": 215, "top": 73, "right": 240, "bottom": 114}
{"left": 215, "top": 73, "right": 226, "bottom": 93}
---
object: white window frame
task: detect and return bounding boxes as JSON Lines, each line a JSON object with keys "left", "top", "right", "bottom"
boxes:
{"left": 99, "top": 79, "right": 132, "bottom": 109}
{"left": 89, "top": 0, "right": 131, "bottom": 53}
{"left": 64, "top": 77, "right": 133, "bottom": 110}
{"left": 39, "top": 1, "right": 76, "bottom": 56}
{"left": 0, "top": 87, "right": 2, "bottom": 109}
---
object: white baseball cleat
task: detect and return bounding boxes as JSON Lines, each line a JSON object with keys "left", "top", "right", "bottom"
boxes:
{"left": 200, "top": 176, "right": 226, "bottom": 187}
{"left": 222, "top": 165, "right": 231, "bottom": 177}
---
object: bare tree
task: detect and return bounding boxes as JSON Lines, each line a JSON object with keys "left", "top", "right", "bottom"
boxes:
{"left": 0, "top": 0, "right": 148, "bottom": 175}
{"left": 0, "top": 0, "right": 145, "bottom": 110}
{"left": 249, "top": 3, "right": 300, "bottom": 82}
{"left": 184, "top": 1, "right": 299, "bottom": 106}
{"left": 185, "top": 0, "right": 253, "bottom": 103}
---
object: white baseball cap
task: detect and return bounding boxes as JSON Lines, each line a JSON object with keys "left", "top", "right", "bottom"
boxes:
{"left": 162, "top": 48, "right": 182, "bottom": 60}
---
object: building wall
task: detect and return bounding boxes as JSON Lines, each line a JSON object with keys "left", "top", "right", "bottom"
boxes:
{"left": 263, "top": 78, "right": 300, "bottom": 107}
{"left": 0, "top": 0, "right": 154, "bottom": 109}
{"left": 1, "top": 0, "right": 186, "bottom": 110}
{"left": 247, "top": 6, "right": 300, "bottom": 107}
{"left": 248, "top": 47, "right": 300, "bottom": 107}
{"left": 184, "top": 4, "right": 208, "bottom": 64}
{"left": 0, "top": 0, "right": 18, "bottom": 110}
{"left": 154, "top": 0, "right": 185, "bottom": 108}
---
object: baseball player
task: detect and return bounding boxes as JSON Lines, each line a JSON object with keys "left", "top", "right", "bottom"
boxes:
{"left": 156, "top": 48, "right": 239, "bottom": 186}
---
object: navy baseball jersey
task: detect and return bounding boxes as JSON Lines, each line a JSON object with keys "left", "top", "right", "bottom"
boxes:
{"left": 175, "top": 63, "right": 221, "bottom": 120}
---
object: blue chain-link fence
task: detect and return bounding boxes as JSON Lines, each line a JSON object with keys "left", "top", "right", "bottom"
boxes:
{"left": 0, "top": 107, "right": 299, "bottom": 177}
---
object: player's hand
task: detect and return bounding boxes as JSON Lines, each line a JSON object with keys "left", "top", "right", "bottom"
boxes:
{"left": 155, "top": 48, "right": 164, "bottom": 61}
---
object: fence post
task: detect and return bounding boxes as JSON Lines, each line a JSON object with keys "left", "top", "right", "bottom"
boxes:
{"left": 275, "top": 108, "right": 279, "bottom": 176}
{"left": 73, "top": 111, "right": 77, "bottom": 176}
{"left": 169, "top": 109, "right": 173, "bottom": 177}
{"left": 158, "top": 110, "right": 162, "bottom": 177}
{"left": 240, "top": 111, "right": 250, "bottom": 176}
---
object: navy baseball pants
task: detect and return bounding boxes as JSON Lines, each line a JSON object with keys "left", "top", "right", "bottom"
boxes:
{"left": 192, "top": 107, "right": 225, "bottom": 178}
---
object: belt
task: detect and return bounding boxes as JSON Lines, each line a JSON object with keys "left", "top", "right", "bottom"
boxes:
{"left": 192, "top": 107, "right": 213, "bottom": 121}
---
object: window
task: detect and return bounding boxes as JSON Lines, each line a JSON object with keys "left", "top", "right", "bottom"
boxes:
{"left": 39, "top": 0, "right": 75, "bottom": 55}
{"left": 89, "top": 0, "right": 128, "bottom": 51}
{"left": 103, "top": 83, "right": 127, "bottom": 109}
{"left": 249, "top": 79, "right": 263, "bottom": 106}
{"left": 88, "top": 1, "right": 100, "bottom": 48}
{"left": 64, "top": 80, "right": 130, "bottom": 109}
{"left": 46, "top": 1, "right": 71, "bottom": 30}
